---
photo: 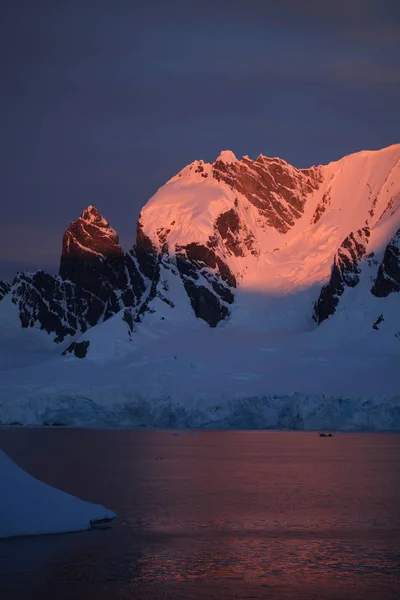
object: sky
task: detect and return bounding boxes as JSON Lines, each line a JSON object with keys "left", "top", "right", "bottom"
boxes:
{"left": 1, "top": 0, "right": 399, "bottom": 281}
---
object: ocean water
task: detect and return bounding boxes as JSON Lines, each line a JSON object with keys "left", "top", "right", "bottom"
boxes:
{"left": 0, "top": 428, "right": 399, "bottom": 599}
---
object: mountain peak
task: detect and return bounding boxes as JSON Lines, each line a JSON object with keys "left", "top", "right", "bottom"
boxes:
{"left": 215, "top": 150, "right": 238, "bottom": 165}
{"left": 59, "top": 205, "right": 123, "bottom": 287}
{"left": 80, "top": 205, "right": 109, "bottom": 227}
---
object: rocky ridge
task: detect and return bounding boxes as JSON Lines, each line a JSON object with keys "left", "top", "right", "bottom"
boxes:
{"left": 371, "top": 228, "right": 400, "bottom": 297}
{"left": 0, "top": 281, "right": 10, "bottom": 301}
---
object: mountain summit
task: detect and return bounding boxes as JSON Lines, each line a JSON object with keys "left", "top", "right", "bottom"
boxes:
{"left": 61, "top": 205, "right": 121, "bottom": 262}
{"left": 136, "top": 144, "right": 400, "bottom": 329}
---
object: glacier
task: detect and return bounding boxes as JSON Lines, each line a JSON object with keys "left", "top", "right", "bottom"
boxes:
{"left": 0, "top": 315, "right": 399, "bottom": 430}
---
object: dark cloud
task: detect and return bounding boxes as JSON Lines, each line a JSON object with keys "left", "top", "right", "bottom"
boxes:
{"left": 0, "top": 0, "right": 399, "bottom": 279}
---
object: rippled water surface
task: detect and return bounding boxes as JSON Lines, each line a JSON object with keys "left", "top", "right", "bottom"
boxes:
{"left": 0, "top": 428, "right": 399, "bottom": 599}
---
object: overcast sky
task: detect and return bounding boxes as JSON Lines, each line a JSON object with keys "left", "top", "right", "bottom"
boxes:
{"left": 1, "top": 0, "right": 399, "bottom": 280}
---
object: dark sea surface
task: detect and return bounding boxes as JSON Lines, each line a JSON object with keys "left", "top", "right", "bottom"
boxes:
{"left": 0, "top": 428, "right": 399, "bottom": 600}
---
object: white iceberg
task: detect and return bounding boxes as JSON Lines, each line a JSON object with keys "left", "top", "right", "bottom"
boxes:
{"left": 0, "top": 449, "right": 116, "bottom": 538}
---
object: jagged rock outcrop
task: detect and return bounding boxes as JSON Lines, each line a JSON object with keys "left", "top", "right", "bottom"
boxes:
{"left": 9, "top": 207, "right": 147, "bottom": 342}
{"left": 0, "top": 280, "right": 10, "bottom": 301}
{"left": 214, "top": 208, "right": 258, "bottom": 257}
{"left": 371, "top": 229, "right": 400, "bottom": 297}
{"left": 175, "top": 242, "right": 235, "bottom": 326}
{"left": 62, "top": 340, "right": 90, "bottom": 358}
{"left": 10, "top": 271, "right": 105, "bottom": 342}
{"left": 311, "top": 189, "right": 331, "bottom": 225}
{"left": 60, "top": 205, "right": 145, "bottom": 311}
{"left": 135, "top": 215, "right": 158, "bottom": 281}
{"left": 372, "top": 314, "right": 385, "bottom": 330}
{"left": 213, "top": 153, "right": 322, "bottom": 234}
{"left": 313, "top": 228, "right": 370, "bottom": 324}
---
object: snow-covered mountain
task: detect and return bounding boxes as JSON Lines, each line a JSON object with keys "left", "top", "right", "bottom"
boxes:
{"left": 1, "top": 144, "right": 399, "bottom": 429}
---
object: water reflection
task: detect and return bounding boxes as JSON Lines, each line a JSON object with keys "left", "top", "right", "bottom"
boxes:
{"left": 134, "top": 536, "right": 399, "bottom": 588}
{"left": 0, "top": 429, "right": 399, "bottom": 599}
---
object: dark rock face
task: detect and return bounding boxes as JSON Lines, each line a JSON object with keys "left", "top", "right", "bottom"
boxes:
{"left": 0, "top": 280, "right": 10, "bottom": 301}
{"left": 11, "top": 271, "right": 105, "bottom": 342}
{"left": 182, "top": 279, "right": 229, "bottom": 327}
{"left": 373, "top": 314, "right": 385, "bottom": 330}
{"left": 62, "top": 340, "right": 90, "bottom": 358}
{"left": 134, "top": 244, "right": 181, "bottom": 323}
{"left": 311, "top": 189, "right": 331, "bottom": 225}
{"left": 135, "top": 260, "right": 161, "bottom": 321}
{"left": 122, "top": 308, "right": 135, "bottom": 337}
{"left": 59, "top": 206, "right": 122, "bottom": 292}
{"left": 213, "top": 155, "right": 322, "bottom": 234}
{"left": 122, "top": 252, "right": 146, "bottom": 307}
{"left": 377, "top": 194, "right": 400, "bottom": 224}
{"left": 184, "top": 243, "right": 236, "bottom": 288}
{"left": 135, "top": 215, "right": 158, "bottom": 281}
{"left": 61, "top": 206, "right": 121, "bottom": 258}
{"left": 214, "top": 208, "right": 258, "bottom": 258}
{"left": 371, "top": 229, "right": 400, "bottom": 297}
{"left": 215, "top": 209, "right": 243, "bottom": 257}
{"left": 314, "top": 227, "right": 370, "bottom": 324}
{"left": 174, "top": 241, "right": 236, "bottom": 326}
{"left": 60, "top": 206, "right": 144, "bottom": 309}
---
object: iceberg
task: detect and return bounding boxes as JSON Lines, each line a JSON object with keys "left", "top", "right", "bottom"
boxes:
{"left": 0, "top": 449, "right": 115, "bottom": 538}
